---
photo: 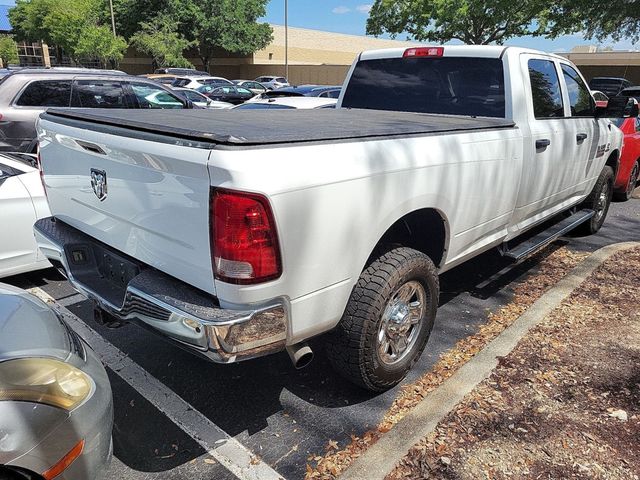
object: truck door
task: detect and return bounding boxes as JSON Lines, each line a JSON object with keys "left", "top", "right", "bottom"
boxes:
{"left": 558, "top": 62, "right": 608, "bottom": 197}
{"left": 512, "top": 55, "right": 578, "bottom": 231}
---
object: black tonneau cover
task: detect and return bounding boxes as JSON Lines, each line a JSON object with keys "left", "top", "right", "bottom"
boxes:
{"left": 42, "top": 108, "right": 515, "bottom": 147}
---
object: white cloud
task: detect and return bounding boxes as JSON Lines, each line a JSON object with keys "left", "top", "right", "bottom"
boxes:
{"left": 332, "top": 6, "right": 351, "bottom": 14}
{"left": 356, "top": 4, "right": 372, "bottom": 13}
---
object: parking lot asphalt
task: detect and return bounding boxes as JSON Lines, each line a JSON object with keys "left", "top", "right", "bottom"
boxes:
{"left": 6, "top": 196, "right": 640, "bottom": 480}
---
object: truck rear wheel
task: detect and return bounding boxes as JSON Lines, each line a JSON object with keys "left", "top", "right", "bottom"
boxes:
{"left": 326, "top": 247, "right": 439, "bottom": 391}
{"left": 576, "top": 166, "right": 614, "bottom": 235}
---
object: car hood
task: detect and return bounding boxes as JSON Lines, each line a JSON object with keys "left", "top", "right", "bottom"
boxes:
{"left": 0, "top": 284, "right": 71, "bottom": 362}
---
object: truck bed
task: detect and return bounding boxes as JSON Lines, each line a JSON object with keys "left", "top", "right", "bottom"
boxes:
{"left": 42, "top": 108, "right": 515, "bottom": 148}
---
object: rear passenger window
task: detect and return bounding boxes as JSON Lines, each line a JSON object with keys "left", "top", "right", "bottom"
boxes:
{"left": 528, "top": 60, "right": 564, "bottom": 119}
{"left": 560, "top": 64, "right": 594, "bottom": 117}
{"left": 16, "top": 80, "right": 72, "bottom": 107}
{"left": 71, "top": 81, "right": 127, "bottom": 108}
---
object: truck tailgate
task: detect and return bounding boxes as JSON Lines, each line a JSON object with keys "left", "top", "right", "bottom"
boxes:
{"left": 36, "top": 115, "right": 215, "bottom": 295}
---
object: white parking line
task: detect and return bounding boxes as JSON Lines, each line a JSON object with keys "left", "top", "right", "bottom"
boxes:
{"left": 27, "top": 286, "right": 284, "bottom": 480}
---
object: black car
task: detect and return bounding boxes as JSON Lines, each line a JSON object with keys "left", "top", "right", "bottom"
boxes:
{"left": 619, "top": 86, "right": 640, "bottom": 102}
{"left": 589, "top": 77, "right": 634, "bottom": 97}
{"left": 260, "top": 85, "right": 342, "bottom": 99}
{"left": 196, "top": 85, "right": 255, "bottom": 105}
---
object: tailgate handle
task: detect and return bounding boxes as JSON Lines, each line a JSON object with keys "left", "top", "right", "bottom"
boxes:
{"left": 76, "top": 140, "right": 106, "bottom": 155}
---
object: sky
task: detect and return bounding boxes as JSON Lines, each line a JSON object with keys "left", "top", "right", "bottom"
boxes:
{"left": 261, "top": 0, "right": 639, "bottom": 53}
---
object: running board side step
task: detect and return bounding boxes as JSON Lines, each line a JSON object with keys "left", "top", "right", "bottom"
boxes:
{"left": 502, "top": 209, "right": 595, "bottom": 262}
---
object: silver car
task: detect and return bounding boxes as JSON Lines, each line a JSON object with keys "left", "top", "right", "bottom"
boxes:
{"left": 254, "top": 75, "right": 290, "bottom": 90}
{"left": 0, "top": 68, "right": 192, "bottom": 153}
{"left": 0, "top": 284, "right": 113, "bottom": 480}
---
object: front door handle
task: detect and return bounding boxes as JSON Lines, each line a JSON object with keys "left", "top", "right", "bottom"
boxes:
{"left": 576, "top": 133, "right": 588, "bottom": 142}
{"left": 536, "top": 139, "right": 551, "bottom": 150}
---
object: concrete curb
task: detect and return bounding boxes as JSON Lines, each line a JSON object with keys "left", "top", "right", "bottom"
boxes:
{"left": 340, "top": 242, "right": 640, "bottom": 480}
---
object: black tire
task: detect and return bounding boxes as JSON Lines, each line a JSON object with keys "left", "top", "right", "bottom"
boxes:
{"left": 613, "top": 160, "right": 639, "bottom": 202}
{"left": 326, "top": 247, "right": 439, "bottom": 391}
{"left": 0, "top": 467, "right": 43, "bottom": 480}
{"left": 576, "top": 165, "right": 614, "bottom": 235}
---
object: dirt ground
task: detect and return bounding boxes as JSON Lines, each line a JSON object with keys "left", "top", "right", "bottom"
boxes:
{"left": 387, "top": 247, "right": 640, "bottom": 480}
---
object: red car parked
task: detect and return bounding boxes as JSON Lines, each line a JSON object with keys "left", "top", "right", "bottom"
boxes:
{"left": 613, "top": 112, "right": 640, "bottom": 201}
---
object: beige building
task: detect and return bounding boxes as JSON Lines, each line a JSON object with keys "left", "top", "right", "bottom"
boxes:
{"left": 252, "top": 25, "right": 417, "bottom": 66}
{"left": 121, "top": 24, "right": 419, "bottom": 84}
{"left": 559, "top": 50, "right": 640, "bottom": 85}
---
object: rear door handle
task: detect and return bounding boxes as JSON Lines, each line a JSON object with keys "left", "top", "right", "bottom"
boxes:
{"left": 576, "top": 133, "right": 588, "bottom": 142}
{"left": 535, "top": 139, "right": 551, "bottom": 149}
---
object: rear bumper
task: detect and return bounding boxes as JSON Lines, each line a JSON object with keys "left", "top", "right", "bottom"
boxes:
{"left": 34, "top": 217, "right": 288, "bottom": 364}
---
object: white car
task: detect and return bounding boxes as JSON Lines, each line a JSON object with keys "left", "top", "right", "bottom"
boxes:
{"left": 171, "top": 76, "right": 233, "bottom": 90}
{"left": 254, "top": 76, "right": 290, "bottom": 90}
{"left": 234, "top": 96, "right": 337, "bottom": 109}
{"left": 172, "top": 87, "right": 234, "bottom": 109}
{"left": 0, "top": 153, "right": 50, "bottom": 278}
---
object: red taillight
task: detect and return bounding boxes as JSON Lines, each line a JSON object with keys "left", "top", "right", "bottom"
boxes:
{"left": 211, "top": 188, "right": 281, "bottom": 284}
{"left": 403, "top": 47, "right": 444, "bottom": 58}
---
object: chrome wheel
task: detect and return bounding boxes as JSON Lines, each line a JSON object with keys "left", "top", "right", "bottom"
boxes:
{"left": 377, "top": 280, "right": 426, "bottom": 365}
{"left": 594, "top": 181, "right": 610, "bottom": 223}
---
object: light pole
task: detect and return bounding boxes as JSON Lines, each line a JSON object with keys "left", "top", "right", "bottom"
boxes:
{"left": 284, "top": 0, "right": 288, "bottom": 80}
{"left": 109, "top": 0, "right": 116, "bottom": 36}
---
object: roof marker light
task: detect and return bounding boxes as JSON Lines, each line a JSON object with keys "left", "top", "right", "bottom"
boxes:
{"left": 403, "top": 47, "right": 444, "bottom": 58}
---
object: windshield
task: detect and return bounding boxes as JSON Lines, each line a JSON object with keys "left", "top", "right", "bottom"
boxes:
{"left": 342, "top": 57, "right": 506, "bottom": 118}
{"left": 1, "top": 152, "right": 37, "bottom": 168}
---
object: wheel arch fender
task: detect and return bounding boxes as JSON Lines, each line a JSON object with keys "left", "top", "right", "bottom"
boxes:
{"left": 359, "top": 200, "right": 452, "bottom": 277}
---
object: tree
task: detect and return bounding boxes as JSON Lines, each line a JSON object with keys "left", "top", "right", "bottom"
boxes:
{"left": 130, "top": 16, "right": 195, "bottom": 69}
{"left": 542, "top": 1, "right": 640, "bottom": 43}
{"left": 0, "top": 35, "right": 19, "bottom": 66}
{"left": 9, "top": 0, "right": 127, "bottom": 64}
{"left": 185, "top": 0, "right": 272, "bottom": 72}
{"left": 367, "top": 0, "right": 549, "bottom": 45}
{"left": 75, "top": 25, "right": 128, "bottom": 68}
{"left": 112, "top": 0, "right": 272, "bottom": 71}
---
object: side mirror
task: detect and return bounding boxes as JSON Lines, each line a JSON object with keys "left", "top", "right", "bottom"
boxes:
{"left": 596, "top": 96, "right": 639, "bottom": 118}
{"left": 207, "top": 99, "right": 212, "bottom": 106}
{"left": 184, "top": 99, "right": 194, "bottom": 109}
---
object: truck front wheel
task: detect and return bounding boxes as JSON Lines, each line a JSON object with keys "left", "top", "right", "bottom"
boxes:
{"left": 326, "top": 247, "right": 439, "bottom": 391}
{"left": 577, "top": 165, "right": 614, "bottom": 235}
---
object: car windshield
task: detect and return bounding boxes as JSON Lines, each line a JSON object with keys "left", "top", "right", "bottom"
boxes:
{"left": 1, "top": 152, "right": 37, "bottom": 168}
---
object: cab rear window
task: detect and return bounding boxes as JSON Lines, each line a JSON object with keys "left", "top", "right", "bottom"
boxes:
{"left": 341, "top": 57, "right": 505, "bottom": 118}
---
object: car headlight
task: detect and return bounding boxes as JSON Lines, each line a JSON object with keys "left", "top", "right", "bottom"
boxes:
{"left": 0, "top": 358, "right": 91, "bottom": 410}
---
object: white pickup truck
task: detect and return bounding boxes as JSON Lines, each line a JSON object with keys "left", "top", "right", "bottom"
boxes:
{"left": 34, "top": 46, "right": 635, "bottom": 391}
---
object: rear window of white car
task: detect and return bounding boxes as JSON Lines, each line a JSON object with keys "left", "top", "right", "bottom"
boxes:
{"left": 342, "top": 57, "right": 506, "bottom": 118}
{"left": 16, "top": 80, "right": 72, "bottom": 107}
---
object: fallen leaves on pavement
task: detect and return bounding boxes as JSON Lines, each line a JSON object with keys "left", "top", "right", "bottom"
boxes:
{"left": 388, "top": 247, "right": 640, "bottom": 479}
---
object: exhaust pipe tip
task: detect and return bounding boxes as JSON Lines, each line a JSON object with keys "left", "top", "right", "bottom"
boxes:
{"left": 286, "top": 343, "right": 314, "bottom": 369}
